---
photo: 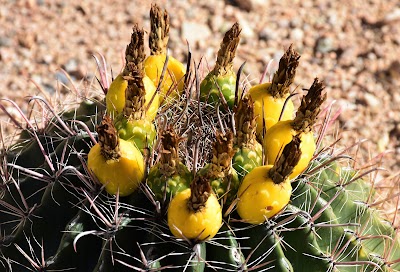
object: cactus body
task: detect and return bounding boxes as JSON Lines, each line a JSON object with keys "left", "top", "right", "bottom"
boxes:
{"left": 1, "top": 6, "right": 399, "bottom": 272}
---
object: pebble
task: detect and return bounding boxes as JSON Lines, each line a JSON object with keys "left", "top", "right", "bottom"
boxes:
{"left": 0, "top": 37, "right": 12, "bottom": 47}
{"left": 315, "top": 36, "right": 334, "bottom": 53}
{"left": 339, "top": 47, "right": 357, "bottom": 66}
{"left": 64, "top": 59, "right": 78, "bottom": 73}
{"left": 384, "top": 8, "right": 400, "bottom": 22}
{"left": 290, "top": 28, "right": 304, "bottom": 41}
{"left": 55, "top": 71, "right": 69, "bottom": 86}
{"left": 239, "top": 19, "right": 254, "bottom": 39}
{"left": 364, "top": 93, "right": 381, "bottom": 108}
{"left": 258, "top": 27, "right": 278, "bottom": 41}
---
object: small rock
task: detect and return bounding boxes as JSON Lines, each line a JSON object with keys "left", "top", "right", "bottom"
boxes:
{"left": 364, "top": 93, "right": 381, "bottom": 108}
{"left": 339, "top": 47, "right": 357, "bottom": 66}
{"left": 42, "top": 54, "right": 53, "bottom": 64}
{"left": 384, "top": 8, "right": 400, "bottom": 23}
{"left": 315, "top": 36, "right": 334, "bottom": 54}
{"left": 18, "top": 32, "right": 36, "bottom": 49}
{"left": 290, "top": 28, "right": 304, "bottom": 41}
{"left": 258, "top": 27, "right": 278, "bottom": 41}
{"left": 377, "top": 132, "right": 389, "bottom": 152}
{"left": 208, "top": 14, "right": 224, "bottom": 32}
{"left": 0, "top": 37, "right": 12, "bottom": 47}
{"left": 43, "top": 83, "right": 55, "bottom": 94}
{"left": 30, "top": 74, "right": 43, "bottom": 85}
{"left": 55, "top": 71, "right": 69, "bottom": 85}
{"left": 63, "top": 59, "right": 78, "bottom": 73}
{"left": 240, "top": 20, "right": 254, "bottom": 39}
{"left": 226, "top": 0, "right": 253, "bottom": 12}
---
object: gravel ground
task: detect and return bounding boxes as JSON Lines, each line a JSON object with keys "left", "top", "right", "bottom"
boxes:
{"left": 1, "top": 0, "right": 399, "bottom": 222}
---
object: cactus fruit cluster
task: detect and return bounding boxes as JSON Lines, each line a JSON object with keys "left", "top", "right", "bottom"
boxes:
{"left": 1, "top": 3, "right": 400, "bottom": 272}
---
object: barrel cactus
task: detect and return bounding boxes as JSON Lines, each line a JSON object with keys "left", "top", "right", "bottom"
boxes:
{"left": 1, "top": 4, "right": 399, "bottom": 272}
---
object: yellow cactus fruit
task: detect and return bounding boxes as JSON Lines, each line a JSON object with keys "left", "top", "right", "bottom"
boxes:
{"left": 237, "top": 136, "right": 302, "bottom": 224}
{"left": 264, "top": 78, "right": 326, "bottom": 179}
{"left": 144, "top": 3, "right": 186, "bottom": 104}
{"left": 249, "top": 45, "right": 300, "bottom": 137}
{"left": 105, "top": 24, "right": 159, "bottom": 120}
{"left": 168, "top": 176, "right": 222, "bottom": 241}
{"left": 87, "top": 116, "right": 145, "bottom": 196}
{"left": 106, "top": 74, "right": 128, "bottom": 117}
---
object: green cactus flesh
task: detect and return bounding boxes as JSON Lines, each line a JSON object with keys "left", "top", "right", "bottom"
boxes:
{"left": 3, "top": 118, "right": 399, "bottom": 272}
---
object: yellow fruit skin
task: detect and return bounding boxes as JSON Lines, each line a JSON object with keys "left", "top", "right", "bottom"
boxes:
{"left": 249, "top": 83, "right": 294, "bottom": 137}
{"left": 167, "top": 189, "right": 222, "bottom": 241}
{"left": 105, "top": 74, "right": 160, "bottom": 121}
{"left": 142, "top": 76, "right": 160, "bottom": 121}
{"left": 237, "top": 165, "right": 292, "bottom": 224}
{"left": 144, "top": 55, "right": 185, "bottom": 103}
{"left": 106, "top": 74, "right": 128, "bottom": 117}
{"left": 263, "top": 120, "right": 316, "bottom": 179}
{"left": 87, "top": 139, "right": 145, "bottom": 196}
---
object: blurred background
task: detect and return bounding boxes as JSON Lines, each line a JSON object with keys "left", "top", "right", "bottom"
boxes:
{"left": 0, "top": 0, "right": 399, "bottom": 221}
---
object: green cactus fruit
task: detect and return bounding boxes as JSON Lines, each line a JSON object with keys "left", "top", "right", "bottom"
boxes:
{"left": 114, "top": 117, "right": 156, "bottom": 152}
{"left": 146, "top": 128, "right": 191, "bottom": 203}
{"left": 233, "top": 95, "right": 262, "bottom": 179}
{"left": 197, "top": 130, "right": 240, "bottom": 207}
{"left": 200, "top": 22, "right": 241, "bottom": 110}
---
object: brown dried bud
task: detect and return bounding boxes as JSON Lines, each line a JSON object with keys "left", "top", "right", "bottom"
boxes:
{"left": 292, "top": 78, "right": 326, "bottom": 133}
{"left": 213, "top": 22, "right": 241, "bottom": 76}
{"left": 149, "top": 3, "right": 170, "bottom": 55}
{"left": 234, "top": 95, "right": 257, "bottom": 147}
{"left": 159, "top": 127, "right": 184, "bottom": 177}
{"left": 209, "top": 130, "right": 236, "bottom": 178}
{"left": 188, "top": 175, "right": 212, "bottom": 212}
{"left": 97, "top": 115, "right": 121, "bottom": 160}
{"left": 269, "top": 45, "right": 300, "bottom": 99}
{"left": 269, "top": 135, "right": 302, "bottom": 184}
